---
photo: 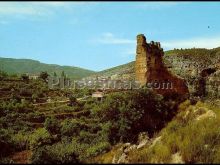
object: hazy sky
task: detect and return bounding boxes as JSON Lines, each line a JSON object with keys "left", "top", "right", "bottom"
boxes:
{"left": 0, "top": 2, "right": 220, "bottom": 71}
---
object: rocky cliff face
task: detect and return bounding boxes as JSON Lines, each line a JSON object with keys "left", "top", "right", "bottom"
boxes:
{"left": 135, "top": 34, "right": 189, "bottom": 96}
{"left": 164, "top": 48, "right": 220, "bottom": 98}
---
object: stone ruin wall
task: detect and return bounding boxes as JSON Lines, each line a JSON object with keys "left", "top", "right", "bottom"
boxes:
{"left": 135, "top": 34, "right": 189, "bottom": 96}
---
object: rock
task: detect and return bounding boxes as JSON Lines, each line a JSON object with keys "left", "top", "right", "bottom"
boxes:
{"left": 137, "top": 132, "right": 150, "bottom": 149}
{"left": 171, "top": 152, "right": 184, "bottom": 164}
{"left": 112, "top": 155, "right": 116, "bottom": 164}
{"left": 193, "top": 107, "right": 207, "bottom": 116}
{"left": 124, "top": 144, "right": 137, "bottom": 153}
{"left": 196, "top": 110, "right": 216, "bottom": 121}
{"left": 117, "top": 153, "right": 128, "bottom": 164}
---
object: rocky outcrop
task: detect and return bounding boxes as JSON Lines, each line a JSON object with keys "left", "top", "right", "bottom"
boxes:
{"left": 135, "top": 34, "right": 189, "bottom": 96}
{"left": 112, "top": 132, "right": 151, "bottom": 164}
{"left": 164, "top": 48, "right": 220, "bottom": 98}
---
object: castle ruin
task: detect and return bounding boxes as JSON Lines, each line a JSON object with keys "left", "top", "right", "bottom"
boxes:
{"left": 135, "top": 34, "right": 189, "bottom": 96}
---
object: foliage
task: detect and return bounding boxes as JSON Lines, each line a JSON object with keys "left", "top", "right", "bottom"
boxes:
{"left": 68, "top": 95, "right": 78, "bottom": 106}
{"left": 128, "top": 101, "right": 220, "bottom": 163}
{"left": 31, "top": 142, "right": 79, "bottom": 164}
{"left": 44, "top": 117, "right": 61, "bottom": 135}
{"left": 29, "top": 128, "right": 52, "bottom": 150}
{"left": 39, "top": 71, "right": 49, "bottom": 82}
{"left": 11, "top": 132, "right": 29, "bottom": 151}
{"left": 0, "top": 57, "right": 95, "bottom": 80}
{"left": 0, "top": 70, "right": 8, "bottom": 80}
{"left": 21, "top": 74, "right": 29, "bottom": 81}
{"left": 61, "top": 119, "right": 81, "bottom": 137}
{"left": 91, "top": 89, "right": 178, "bottom": 143}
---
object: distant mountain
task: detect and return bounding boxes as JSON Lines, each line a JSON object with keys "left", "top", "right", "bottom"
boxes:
{"left": 0, "top": 57, "right": 96, "bottom": 80}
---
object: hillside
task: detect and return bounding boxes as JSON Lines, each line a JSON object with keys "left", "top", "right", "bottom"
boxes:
{"left": 88, "top": 61, "right": 135, "bottom": 80}
{"left": 0, "top": 57, "right": 96, "bottom": 80}
{"left": 90, "top": 99, "right": 220, "bottom": 163}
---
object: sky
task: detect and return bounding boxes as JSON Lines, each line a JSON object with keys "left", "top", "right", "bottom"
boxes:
{"left": 1, "top": 2, "right": 220, "bottom": 71}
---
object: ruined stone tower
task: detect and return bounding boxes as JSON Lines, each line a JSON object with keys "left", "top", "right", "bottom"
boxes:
{"left": 135, "top": 34, "right": 164, "bottom": 85}
{"left": 135, "top": 34, "right": 189, "bottom": 96}
{"left": 135, "top": 34, "right": 148, "bottom": 85}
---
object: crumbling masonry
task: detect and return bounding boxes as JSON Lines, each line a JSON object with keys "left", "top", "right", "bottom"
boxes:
{"left": 135, "top": 34, "right": 189, "bottom": 96}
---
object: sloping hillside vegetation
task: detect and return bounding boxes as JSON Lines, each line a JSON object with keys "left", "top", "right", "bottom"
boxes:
{"left": 0, "top": 57, "right": 95, "bottom": 80}
{"left": 91, "top": 99, "right": 220, "bottom": 163}
{"left": 0, "top": 71, "right": 184, "bottom": 163}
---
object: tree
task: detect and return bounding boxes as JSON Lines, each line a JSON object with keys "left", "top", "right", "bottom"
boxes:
{"left": 40, "top": 72, "right": 49, "bottom": 82}
{"left": 53, "top": 72, "right": 57, "bottom": 77}
{"left": 61, "top": 71, "right": 66, "bottom": 78}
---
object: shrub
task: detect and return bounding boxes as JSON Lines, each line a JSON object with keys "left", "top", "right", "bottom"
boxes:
{"left": 29, "top": 128, "right": 52, "bottom": 150}
{"left": 31, "top": 142, "right": 79, "bottom": 164}
{"left": 44, "top": 117, "right": 60, "bottom": 135}
{"left": 86, "top": 141, "right": 111, "bottom": 158}
{"left": 11, "top": 132, "right": 29, "bottom": 151}
{"left": 31, "top": 146, "right": 55, "bottom": 164}
{"left": 91, "top": 89, "right": 177, "bottom": 143}
{"left": 39, "top": 72, "right": 49, "bottom": 82}
{"left": 68, "top": 95, "right": 78, "bottom": 106}
{"left": 61, "top": 119, "right": 81, "bottom": 137}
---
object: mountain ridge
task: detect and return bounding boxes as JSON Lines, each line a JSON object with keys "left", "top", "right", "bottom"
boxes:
{"left": 0, "top": 57, "right": 96, "bottom": 80}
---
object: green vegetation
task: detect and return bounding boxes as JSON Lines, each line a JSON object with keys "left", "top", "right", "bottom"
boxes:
{"left": 39, "top": 71, "right": 49, "bottom": 82}
{"left": 0, "top": 57, "right": 95, "bottom": 80}
{"left": 126, "top": 100, "right": 220, "bottom": 163}
{"left": 0, "top": 71, "right": 183, "bottom": 163}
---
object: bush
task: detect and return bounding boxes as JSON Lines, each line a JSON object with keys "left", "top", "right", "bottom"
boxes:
{"left": 61, "top": 119, "right": 81, "bottom": 137}
{"left": 39, "top": 72, "right": 49, "bottom": 82}
{"left": 31, "top": 142, "right": 79, "bottom": 164}
{"left": 68, "top": 95, "right": 78, "bottom": 106}
{"left": 31, "top": 146, "right": 55, "bottom": 164}
{"left": 11, "top": 132, "right": 29, "bottom": 151}
{"left": 44, "top": 117, "right": 60, "bottom": 135}
{"left": 29, "top": 128, "right": 52, "bottom": 150}
{"left": 86, "top": 142, "right": 111, "bottom": 158}
{"left": 91, "top": 89, "right": 177, "bottom": 143}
